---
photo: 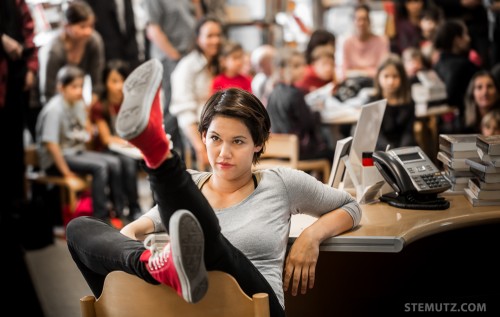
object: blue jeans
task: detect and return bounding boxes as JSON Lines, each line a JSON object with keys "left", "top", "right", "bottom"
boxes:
{"left": 61, "top": 151, "right": 124, "bottom": 219}
{"left": 66, "top": 151, "right": 285, "bottom": 317}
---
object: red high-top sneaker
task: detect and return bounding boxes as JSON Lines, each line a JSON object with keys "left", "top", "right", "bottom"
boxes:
{"left": 116, "top": 59, "right": 170, "bottom": 168}
{"left": 140, "top": 210, "right": 208, "bottom": 303}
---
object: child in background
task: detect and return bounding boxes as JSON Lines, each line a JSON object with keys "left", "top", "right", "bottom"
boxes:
{"left": 481, "top": 109, "right": 500, "bottom": 136}
{"left": 211, "top": 40, "right": 252, "bottom": 94}
{"left": 368, "top": 54, "right": 417, "bottom": 150}
{"left": 402, "top": 47, "right": 426, "bottom": 84}
{"left": 419, "top": 7, "right": 442, "bottom": 66}
{"left": 35, "top": 65, "right": 124, "bottom": 224}
{"left": 295, "top": 44, "right": 336, "bottom": 94}
{"left": 266, "top": 48, "right": 333, "bottom": 162}
{"left": 90, "top": 59, "right": 144, "bottom": 221}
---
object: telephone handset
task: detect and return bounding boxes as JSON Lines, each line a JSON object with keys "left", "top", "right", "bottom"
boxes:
{"left": 372, "top": 146, "right": 451, "bottom": 210}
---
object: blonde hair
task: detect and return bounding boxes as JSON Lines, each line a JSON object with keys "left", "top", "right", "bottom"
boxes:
{"left": 481, "top": 109, "right": 500, "bottom": 135}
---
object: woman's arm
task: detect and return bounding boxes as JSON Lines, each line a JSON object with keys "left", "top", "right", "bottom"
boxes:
{"left": 45, "top": 142, "right": 78, "bottom": 178}
{"left": 120, "top": 216, "right": 156, "bottom": 241}
{"left": 283, "top": 208, "right": 354, "bottom": 296}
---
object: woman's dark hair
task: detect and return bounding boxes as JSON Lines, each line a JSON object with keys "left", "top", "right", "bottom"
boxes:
{"left": 56, "top": 65, "right": 85, "bottom": 87}
{"left": 433, "top": 19, "right": 466, "bottom": 53}
{"left": 396, "top": 0, "right": 428, "bottom": 20}
{"left": 100, "top": 59, "right": 131, "bottom": 100}
{"left": 464, "top": 70, "right": 500, "bottom": 129}
{"left": 199, "top": 88, "right": 271, "bottom": 164}
{"left": 194, "top": 15, "right": 223, "bottom": 75}
{"left": 304, "top": 29, "right": 335, "bottom": 64}
{"left": 64, "top": 0, "right": 94, "bottom": 25}
{"left": 374, "top": 54, "right": 411, "bottom": 103}
{"left": 420, "top": 6, "right": 443, "bottom": 23}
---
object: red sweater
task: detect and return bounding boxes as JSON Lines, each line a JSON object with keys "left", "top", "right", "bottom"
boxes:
{"left": 211, "top": 73, "right": 252, "bottom": 94}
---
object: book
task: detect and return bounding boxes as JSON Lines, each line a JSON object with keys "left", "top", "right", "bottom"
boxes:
{"left": 468, "top": 178, "right": 500, "bottom": 200}
{"left": 469, "top": 166, "right": 500, "bottom": 183}
{"left": 467, "top": 177, "right": 500, "bottom": 190}
{"left": 439, "top": 134, "right": 479, "bottom": 152}
{"left": 464, "top": 188, "right": 500, "bottom": 206}
{"left": 476, "top": 134, "right": 500, "bottom": 155}
{"left": 443, "top": 165, "right": 475, "bottom": 178}
{"left": 476, "top": 147, "right": 500, "bottom": 166}
{"left": 437, "top": 151, "right": 469, "bottom": 170}
{"left": 464, "top": 158, "right": 500, "bottom": 173}
{"left": 438, "top": 144, "right": 479, "bottom": 159}
{"left": 444, "top": 174, "right": 470, "bottom": 184}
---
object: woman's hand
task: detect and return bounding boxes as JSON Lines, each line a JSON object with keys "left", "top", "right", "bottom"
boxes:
{"left": 283, "top": 227, "right": 320, "bottom": 296}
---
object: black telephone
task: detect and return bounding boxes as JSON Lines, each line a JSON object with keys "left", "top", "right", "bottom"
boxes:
{"left": 372, "top": 146, "right": 451, "bottom": 210}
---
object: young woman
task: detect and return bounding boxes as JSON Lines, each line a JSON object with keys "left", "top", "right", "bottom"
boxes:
{"left": 42, "top": 0, "right": 104, "bottom": 104}
{"left": 66, "top": 59, "right": 361, "bottom": 317}
{"left": 369, "top": 54, "right": 417, "bottom": 150}
{"left": 464, "top": 70, "right": 500, "bottom": 133}
{"left": 89, "top": 59, "right": 143, "bottom": 221}
{"left": 169, "top": 16, "right": 223, "bottom": 171}
{"left": 433, "top": 19, "right": 480, "bottom": 133}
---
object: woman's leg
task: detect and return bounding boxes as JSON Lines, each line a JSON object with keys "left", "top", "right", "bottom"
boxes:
{"left": 64, "top": 153, "right": 110, "bottom": 220}
{"left": 65, "top": 216, "right": 155, "bottom": 297}
{"left": 144, "top": 152, "right": 285, "bottom": 316}
{"left": 116, "top": 59, "right": 285, "bottom": 315}
{"left": 115, "top": 152, "right": 142, "bottom": 219}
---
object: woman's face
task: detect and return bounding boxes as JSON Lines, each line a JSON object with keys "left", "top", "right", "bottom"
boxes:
{"left": 454, "top": 28, "right": 470, "bottom": 53}
{"left": 473, "top": 75, "right": 498, "bottom": 110}
{"left": 197, "top": 21, "right": 223, "bottom": 59}
{"left": 378, "top": 64, "right": 401, "bottom": 97}
{"left": 203, "top": 115, "right": 262, "bottom": 181}
{"left": 65, "top": 16, "right": 95, "bottom": 41}
{"left": 106, "top": 70, "right": 125, "bottom": 101}
{"left": 405, "top": 0, "right": 424, "bottom": 18}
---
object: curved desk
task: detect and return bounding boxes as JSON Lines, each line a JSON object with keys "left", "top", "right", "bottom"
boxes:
{"left": 289, "top": 194, "right": 500, "bottom": 253}
{"left": 286, "top": 194, "right": 500, "bottom": 317}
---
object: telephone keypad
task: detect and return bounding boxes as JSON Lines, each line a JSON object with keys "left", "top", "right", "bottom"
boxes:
{"left": 417, "top": 173, "right": 449, "bottom": 189}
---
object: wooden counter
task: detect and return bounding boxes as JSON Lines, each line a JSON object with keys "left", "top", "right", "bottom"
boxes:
{"left": 285, "top": 194, "right": 500, "bottom": 316}
{"left": 289, "top": 194, "right": 500, "bottom": 252}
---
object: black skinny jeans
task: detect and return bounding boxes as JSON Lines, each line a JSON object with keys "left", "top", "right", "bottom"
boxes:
{"left": 66, "top": 151, "right": 285, "bottom": 316}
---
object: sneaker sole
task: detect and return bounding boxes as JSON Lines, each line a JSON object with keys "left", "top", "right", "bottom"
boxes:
{"left": 169, "top": 209, "right": 208, "bottom": 303}
{"left": 116, "top": 59, "right": 163, "bottom": 140}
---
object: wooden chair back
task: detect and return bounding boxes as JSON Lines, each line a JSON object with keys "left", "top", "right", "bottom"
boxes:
{"left": 24, "top": 144, "right": 89, "bottom": 214}
{"left": 255, "top": 133, "right": 331, "bottom": 183}
{"left": 80, "top": 271, "right": 270, "bottom": 317}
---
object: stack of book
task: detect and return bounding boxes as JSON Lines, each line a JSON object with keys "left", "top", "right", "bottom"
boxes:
{"left": 464, "top": 135, "right": 500, "bottom": 206}
{"left": 437, "top": 134, "right": 478, "bottom": 193}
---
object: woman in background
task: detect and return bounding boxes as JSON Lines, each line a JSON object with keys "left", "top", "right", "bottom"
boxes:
{"left": 369, "top": 54, "right": 416, "bottom": 150}
{"left": 464, "top": 70, "right": 500, "bottom": 133}
{"left": 90, "top": 59, "right": 143, "bottom": 221}
{"left": 433, "top": 19, "right": 480, "bottom": 133}
{"left": 42, "top": 0, "right": 104, "bottom": 104}
{"left": 169, "top": 16, "right": 223, "bottom": 171}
